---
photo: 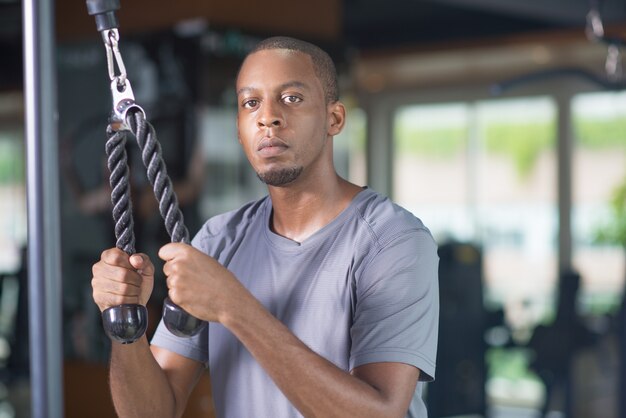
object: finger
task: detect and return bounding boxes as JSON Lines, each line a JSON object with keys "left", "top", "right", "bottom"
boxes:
{"left": 92, "top": 280, "right": 141, "bottom": 311}
{"left": 101, "top": 248, "right": 133, "bottom": 269}
{"left": 93, "top": 276, "right": 142, "bottom": 297}
{"left": 93, "top": 262, "right": 143, "bottom": 287}
{"left": 129, "top": 253, "right": 155, "bottom": 276}
{"left": 162, "top": 259, "right": 185, "bottom": 282}
{"left": 158, "top": 242, "right": 188, "bottom": 261}
{"left": 162, "top": 260, "right": 172, "bottom": 277}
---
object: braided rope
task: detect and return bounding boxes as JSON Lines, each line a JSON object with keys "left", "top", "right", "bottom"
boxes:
{"left": 105, "top": 127, "right": 135, "bottom": 254}
{"left": 105, "top": 109, "right": 190, "bottom": 255}
{"left": 127, "top": 110, "right": 190, "bottom": 244}
{"left": 103, "top": 108, "right": 203, "bottom": 341}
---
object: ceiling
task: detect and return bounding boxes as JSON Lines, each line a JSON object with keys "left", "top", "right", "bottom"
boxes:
{"left": 344, "top": 0, "right": 626, "bottom": 49}
{"left": 0, "top": 0, "right": 623, "bottom": 44}
{"left": 1, "top": 0, "right": 625, "bottom": 89}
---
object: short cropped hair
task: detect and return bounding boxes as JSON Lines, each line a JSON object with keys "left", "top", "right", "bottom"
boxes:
{"left": 246, "top": 36, "right": 339, "bottom": 103}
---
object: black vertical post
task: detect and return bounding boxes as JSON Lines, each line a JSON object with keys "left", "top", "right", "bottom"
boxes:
{"left": 22, "top": 0, "right": 64, "bottom": 417}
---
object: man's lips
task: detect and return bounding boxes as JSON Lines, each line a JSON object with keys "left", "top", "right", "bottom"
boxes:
{"left": 257, "top": 137, "right": 288, "bottom": 157}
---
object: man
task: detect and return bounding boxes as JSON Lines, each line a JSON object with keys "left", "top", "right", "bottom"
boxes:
{"left": 92, "top": 36, "right": 439, "bottom": 418}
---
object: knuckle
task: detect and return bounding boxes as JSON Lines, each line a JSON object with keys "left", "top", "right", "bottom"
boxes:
{"left": 111, "top": 252, "right": 126, "bottom": 265}
{"left": 102, "top": 248, "right": 118, "bottom": 261}
{"left": 168, "top": 273, "right": 180, "bottom": 287}
{"left": 170, "top": 262, "right": 181, "bottom": 274}
{"left": 103, "top": 248, "right": 127, "bottom": 265}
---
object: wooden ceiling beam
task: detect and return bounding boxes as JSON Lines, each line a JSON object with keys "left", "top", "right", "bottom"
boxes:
{"left": 353, "top": 24, "right": 626, "bottom": 92}
{"left": 56, "top": 0, "right": 341, "bottom": 41}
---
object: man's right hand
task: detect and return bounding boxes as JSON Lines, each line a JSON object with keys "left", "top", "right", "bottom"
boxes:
{"left": 91, "top": 248, "right": 155, "bottom": 312}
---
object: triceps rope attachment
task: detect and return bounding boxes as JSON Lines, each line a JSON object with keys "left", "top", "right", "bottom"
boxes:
{"left": 88, "top": 0, "right": 204, "bottom": 343}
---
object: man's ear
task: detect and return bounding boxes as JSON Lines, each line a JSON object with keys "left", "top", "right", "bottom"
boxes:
{"left": 327, "top": 101, "right": 346, "bottom": 136}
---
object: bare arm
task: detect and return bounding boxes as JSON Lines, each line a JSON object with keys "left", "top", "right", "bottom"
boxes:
{"left": 108, "top": 337, "right": 204, "bottom": 418}
{"left": 159, "top": 243, "right": 420, "bottom": 418}
{"left": 92, "top": 249, "right": 204, "bottom": 418}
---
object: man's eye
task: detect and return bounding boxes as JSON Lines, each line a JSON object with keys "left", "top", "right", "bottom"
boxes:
{"left": 283, "top": 96, "right": 302, "bottom": 104}
{"left": 242, "top": 99, "right": 258, "bottom": 109}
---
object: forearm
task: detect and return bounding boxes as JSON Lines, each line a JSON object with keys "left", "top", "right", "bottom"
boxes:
{"left": 222, "top": 297, "right": 411, "bottom": 418}
{"left": 109, "top": 336, "right": 177, "bottom": 418}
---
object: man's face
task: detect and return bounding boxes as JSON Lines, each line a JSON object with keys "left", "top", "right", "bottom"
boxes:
{"left": 236, "top": 49, "right": 332, "bottom": 187}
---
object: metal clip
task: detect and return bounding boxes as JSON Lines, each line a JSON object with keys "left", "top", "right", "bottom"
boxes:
{"left": 606, "top": 44, "right": 623, "bottom": 82}
{"left": 99, "top": 27, "right": 146, "bottom": 130}
{"left": 586, "top": 8, "right": 605, "bottom": 41}
{"left": 102, "top": 29, "right": 127, "bottom": 84}
{"left": 110, "top": 79, "right": 145, "bottom": 131}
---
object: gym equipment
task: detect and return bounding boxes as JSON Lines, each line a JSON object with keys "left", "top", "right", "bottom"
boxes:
{"left": 492, "top": 0, "right": 625, "bottom": 94}
{"left": 428, "top": 242, "right": 487, "bottom": 418}
{"left": 86, "top": 0, "right": 205, "bottom": 343}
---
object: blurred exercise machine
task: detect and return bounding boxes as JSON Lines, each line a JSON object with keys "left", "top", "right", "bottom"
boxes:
{"left": 428, "top": 242, "right": 487, "bottom": 418}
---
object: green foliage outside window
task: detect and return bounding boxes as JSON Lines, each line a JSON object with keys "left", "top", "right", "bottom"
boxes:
{"left": 577, "top": 115, "right": 626, "bottom": 250}
{"left": 394, "top": 104, "right": 468, "bottom": 158}
{"left": 0, "top": 138, "right": 24, "bottom": 185}
{"left": 574, "top": 116, "right": 626, "bottom": 149}
{"left": 595, "top": 178, "right": 626, "bottom": 249}
{"left": 396, "top": 112, "right": 626, "bottom": 180}
{"left": 483, "top": 122, "right": 555, "bottom": 177}
{"left": 487, "top": 347, "right": 539, "bottom": 382}
{"left": 394, "top": 118, "right": 556, "bottom": 178}
{"left": 394, "top": 125, "right": 466, "bottom": 157}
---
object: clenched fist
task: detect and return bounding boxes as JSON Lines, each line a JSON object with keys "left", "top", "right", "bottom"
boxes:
{"left": 158, "top": 243, "right": 248, "bottom": 323}
{"left": 92, "top": 248, "right": 155, "bottom": 312}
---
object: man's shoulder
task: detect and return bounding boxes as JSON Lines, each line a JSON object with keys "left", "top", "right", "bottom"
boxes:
{"left": 354, "top": 189, "right": 435, "bottom": 247}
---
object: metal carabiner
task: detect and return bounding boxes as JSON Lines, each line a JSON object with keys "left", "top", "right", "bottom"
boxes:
{"left": 99, "top": 28, "right": 145, "bottom": 130}
{"left": 102, "top": 29, "right": 127, "bottom": 85}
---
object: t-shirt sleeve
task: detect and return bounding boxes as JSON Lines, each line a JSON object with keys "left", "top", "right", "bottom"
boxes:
{"left": 349, "top": 228, "right": 439, "bottom": 381}
{"left": 150, "top": 320, "right": 209, "bottom": 366}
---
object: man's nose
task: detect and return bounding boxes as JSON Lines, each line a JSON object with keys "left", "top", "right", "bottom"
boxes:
{"left": 256, "top": 104, "right": 284, "bottom": 128}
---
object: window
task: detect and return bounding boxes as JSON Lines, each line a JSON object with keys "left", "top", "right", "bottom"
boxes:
{"left": 393, "top": 102, "right": 471, "bottom": 240}
{"left": 572, "top": 91, "right": 626, "bottom": 315}
{"left": 394, "top": 97, "right": 558, "bottom": 324}
{"left": 475, "top": 97, "right": 557, "bottom": 326}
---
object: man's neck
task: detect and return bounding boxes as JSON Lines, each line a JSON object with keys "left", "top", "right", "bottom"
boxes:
{"left": 267, "top": 173, "right": 362, "bottom": 243}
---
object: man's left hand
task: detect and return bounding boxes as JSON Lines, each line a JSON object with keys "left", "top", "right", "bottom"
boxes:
{"left": 158, "top": 243, "right": 247, "bottom": 323}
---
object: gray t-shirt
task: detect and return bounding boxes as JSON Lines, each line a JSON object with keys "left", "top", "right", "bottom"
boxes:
{"left": 152, "top": 188, "right": 439, "bottom": 417}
